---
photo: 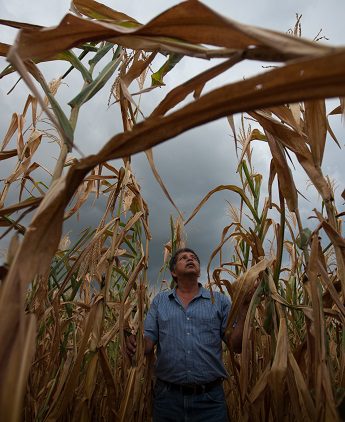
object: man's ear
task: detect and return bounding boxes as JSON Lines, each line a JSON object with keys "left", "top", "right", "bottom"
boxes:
{"left": 171, "top": 270, "right": 177, "bottom": 278}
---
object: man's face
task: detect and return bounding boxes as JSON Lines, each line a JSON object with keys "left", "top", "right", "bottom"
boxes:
{"left": 171, "top": 251, "right": 200, "bottom": 279}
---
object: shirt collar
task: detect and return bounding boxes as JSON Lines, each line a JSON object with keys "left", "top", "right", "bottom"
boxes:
{"left": 168, "top": 283, "right": 211, "bottom": 300}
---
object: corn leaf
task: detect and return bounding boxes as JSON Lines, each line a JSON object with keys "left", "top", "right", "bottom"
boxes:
{"left": 68, "top": 47, "right": 123, "bottom": 107}
{"left": 72, "top": 0, "right": 140, "bottom": 26}
{"left": 304, "top": 100, "right": 327, "bottom": 167}
{"left": 0, "top": 42, "right": 10, "bottom": 57}
{"left": 0, "top": 149, "right": 17, "bottom": 160}
{"left": 151, "top": 53, "right": 183, "bottom": 86}
{"left": 10, "top": 1, "right": 329, "bottom": 63}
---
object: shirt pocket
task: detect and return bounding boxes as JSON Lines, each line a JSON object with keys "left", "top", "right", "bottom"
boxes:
{"left": 198, "top": 315, "right": 221, "bottom": 345}
{"left": 157, "top": 313, "right": 171, "bottom": 337}
{"left": 156, "top": 313, "right": 177, "bottom": 363}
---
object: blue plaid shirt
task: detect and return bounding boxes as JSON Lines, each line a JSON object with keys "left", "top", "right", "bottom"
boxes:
{"left": 144, "top": 285, "right": 231, "bottom": 384}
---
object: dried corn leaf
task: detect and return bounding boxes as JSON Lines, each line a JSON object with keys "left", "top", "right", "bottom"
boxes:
{"left": 73, "top": 0, "right": 139, "bottom": 25}
{"left": 185, "top": 185, "right": 259, "bottom": 225}
{"left": 314, "top": 209, "right": 345, "bottom": 265}
{"left": 265, "top": 131, "right": 298, "bottom": 212}
{"left": 269, "top": 315, "right": 288, "bottom": 420}
{"left": 251, "top": 111, "right": 332, "bottom": 201}
{"left": 64, "top": 177, "right": 95, "bottom": 219}
{"left": 248, "top": 363, "right": 270, "bottom": 403}
{"left": 98, "top": 347, "right": 117, "bottom": 416}
{"left": 268, "top": 105, "right": 303, "bottom": 134}
{"left": 6, "top": 54, "right": 74, "bottom": 152}
{"left": 237, "top": 128, "right": 266, "bottom": 166}
{"left": 145, "top": 149, "right": 183, "bottom": 220}
{"left": 7, "top": 130, "right": 42, "bottom": 184}
{"left": 22, "top": 95, "right": 37, "bottom": 127}
{"left": 122, "top": 51, "right": 156, "bottom": 87}
{"left": 304, "top": 100, "right": 327, "bottom": 167}
{"left": 1, "top": 113, "right": 18, "bottom": 151}
{"left": 102, "top": 52, "right": 345, "bottom": 163}
{"left": 0, "top": 197, "right": 42, "bottom": 217}
{"left": 0, "top": 42, "right": 9, "bottom": 56}
{"left": 46, "top": 300, "right": 99, "bottom": 420}
{"left": 0, "top": 315, "right": 36, "bottom": 422}
{"left": 0, "top": 149, "right": 17, "bottom": 160}
{"left": 288, "top": 351, "right": 317, "bottom": 421}
{"left": 10, "top": 1, "right": 330, "bottom": 62}
{"left": 152, "top": 54, "right": 242, "bottom": 118}
{"left": 226, "top": 258, "right": 273, "bottom": 333}
{"left": 0, "top": 19, "right": 42, "bottom": 30}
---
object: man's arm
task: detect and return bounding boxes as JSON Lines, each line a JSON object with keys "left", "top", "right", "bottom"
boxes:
{"left": 145, "top": 336, "right": 155, "bottom": 354}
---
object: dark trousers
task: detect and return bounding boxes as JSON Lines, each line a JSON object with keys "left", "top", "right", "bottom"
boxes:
{"left": 153, "top": 379, "right": 229, "bottom": 422}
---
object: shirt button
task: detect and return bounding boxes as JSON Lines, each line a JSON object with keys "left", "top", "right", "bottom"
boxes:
{"left": 187, "top": 350, "right": 191, "bottom": 354}
{"left": 187, "top": 317, "right": 190, "bottom": 320}
{"left": 188, "top": 370, "right": 191, "bottom": 373}
{"left": 187, "top": 332, "right": 190, "bottom": 335}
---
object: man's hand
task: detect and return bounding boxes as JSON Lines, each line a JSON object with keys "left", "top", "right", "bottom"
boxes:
{"left": 125, "top": 333, "right": 155, "bottom": 358}
{"left": 125, "top": 334, "right": 137, "bottom": 358}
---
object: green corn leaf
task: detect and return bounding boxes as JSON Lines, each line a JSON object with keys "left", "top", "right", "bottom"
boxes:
{"left": 46, "top": 92, "right": 74, "bottom": 142}
{"left": 68, "top": 46, "right": 123, "bottom": 108}
{"left": 241, "top": 160, "right": 257, "bottom": 200}
{"left": 56, "top": 50, "right": 92, "bottom": 83}
{"left": 1, "top": 50, "right": 92, "bottom": 83}
{"left": 22, "top": 61, "right": 75, "bottom": 146}
{"left": 113, "top": 266, "right": 129, "bottom": 282}
{"left": 151, "top": 53, "right": 184, "bottom": 87}
{"left": 88, "top": 42, "right": 114, "bottom": 66}
{"left": 77, "top": 43, "right": 99, "bottom": 53}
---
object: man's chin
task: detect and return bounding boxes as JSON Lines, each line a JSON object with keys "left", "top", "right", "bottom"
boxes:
{"left": 184, "top": 269, "right": 199, "bottom": 276}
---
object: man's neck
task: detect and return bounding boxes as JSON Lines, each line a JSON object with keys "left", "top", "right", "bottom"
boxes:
{"left": 176, "top": 276, "right": 200, "bottom": 295}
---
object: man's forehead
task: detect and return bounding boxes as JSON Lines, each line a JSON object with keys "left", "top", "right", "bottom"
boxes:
{"left": 177, "top": 251, "right": 197, "bottom": 259}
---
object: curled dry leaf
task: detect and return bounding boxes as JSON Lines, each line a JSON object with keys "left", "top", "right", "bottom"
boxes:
{"left": 304, "top": 100, "right": 327, "bottom": 167}
{"left": 0, "top": 42, "right": 9, "bottom": 57}
{"left": 10, "top": 1, "right": 330, "bottom": 63}
{"left": 265, "top": 131, "right": 298, "bottom": 212}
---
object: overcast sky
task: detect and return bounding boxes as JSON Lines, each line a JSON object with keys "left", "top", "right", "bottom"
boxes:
{"left": 1, "top": 0, "right": 345, "bottom": 284}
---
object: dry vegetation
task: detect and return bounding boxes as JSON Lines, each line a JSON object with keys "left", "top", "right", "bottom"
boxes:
{"left": 0, "top": 0, "right": 344, "bottom": 420}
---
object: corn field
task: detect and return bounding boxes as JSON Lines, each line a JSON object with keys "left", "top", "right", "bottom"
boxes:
{"left": 0, "top": 0, "right": 344, "bottom": 420}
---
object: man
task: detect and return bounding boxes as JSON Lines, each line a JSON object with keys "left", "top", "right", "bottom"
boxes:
{"left": 126, "top": 248, "right": 251, "bottom": 422}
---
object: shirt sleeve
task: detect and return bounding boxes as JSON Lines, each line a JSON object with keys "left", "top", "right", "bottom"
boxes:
{"left": 144, "top": 294, "right": 159, "bottom": 344}
{"left": 220, "top": 294, "right": 231, "bottom": 339}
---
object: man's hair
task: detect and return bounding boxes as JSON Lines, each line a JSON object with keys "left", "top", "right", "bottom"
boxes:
{"left": 169, "top": 248, "right": 200, "bottom": 282}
